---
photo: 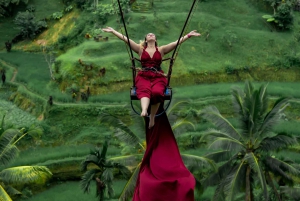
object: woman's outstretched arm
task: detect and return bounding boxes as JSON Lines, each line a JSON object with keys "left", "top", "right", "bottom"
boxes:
{"left": 160, "top": 30, "right": 201, "bottom": 55}
{"left": 102, "top": 27, "right": 140, "bottom": 54}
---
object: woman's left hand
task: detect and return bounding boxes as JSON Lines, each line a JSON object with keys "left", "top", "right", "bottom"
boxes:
{"left": 188, "top": 30, "right": 201, "bottom": 37}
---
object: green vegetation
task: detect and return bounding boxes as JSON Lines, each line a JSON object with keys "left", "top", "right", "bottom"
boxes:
{"left": 0, "top": 0, "right": 300, "bottom": 200}
{"left": 0, "top": 115, "right": 52, "bottom": 200}
{"left": 80, "top": 138, "right": 131, "bottom": 201}
{"left": 199, "top": 81, "right": 300, "bottom": 201}
{"left": 19, "top": 180, "right": 126, "bottom": 201}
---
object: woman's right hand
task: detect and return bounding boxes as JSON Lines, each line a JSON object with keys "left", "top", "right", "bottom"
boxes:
{"left": 102, "top": 27, "right": 115, "bottom": 33}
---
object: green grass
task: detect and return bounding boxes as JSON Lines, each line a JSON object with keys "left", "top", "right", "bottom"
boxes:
{"left": 49, "top": 0, "right": 300, "bottom": 95}
{"left": 0, "top": 99, "right": 40, "bottom": 128}
{"left": 28, "top": 0, "right": 65, "bottom": 20}
{"left": 0, "top": 51, "right": 72, "bottom": 101}
{"left": 8, "top": 144, "right": 122, "bottom": 167}
{"left": 0, "top": 18, "right": 20, "bottom": 51}
{"left": 18, "top": 180, "right": 126, "bottom": 201}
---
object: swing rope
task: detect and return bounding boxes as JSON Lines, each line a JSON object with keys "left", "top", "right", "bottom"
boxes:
{"left": 114, "top": 0, "right": 199, "bottom": 88}
{"left": 113, "top": 0, "right": 199, "bottom": 117}
{"left": 166, "top": 0, "right": 199, "bottom": 87}
{"left": 115, "top": 0, "right": 137, "bottom": 87}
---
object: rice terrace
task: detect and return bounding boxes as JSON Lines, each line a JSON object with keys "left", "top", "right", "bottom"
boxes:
{"left": 1, "top": 0, "right": 300, "bottom": 200}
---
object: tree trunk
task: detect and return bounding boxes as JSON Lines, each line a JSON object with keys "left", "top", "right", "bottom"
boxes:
{"left": 267, "top": 172, "right": 282, "bottom": 201}
{"left": 245, "top": 165, "right": 251, "bottom": 201}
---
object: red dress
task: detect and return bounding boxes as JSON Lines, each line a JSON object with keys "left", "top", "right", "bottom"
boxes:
{"left": 132, "top": 85, "right": 196, "bottom": 199}
{"left": 135, "top": 47, "right": 167, "bottom": 104}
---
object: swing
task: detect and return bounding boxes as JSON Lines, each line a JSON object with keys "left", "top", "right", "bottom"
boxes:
{"left": 115, "top": 0, "right": 198, "bottom": 116}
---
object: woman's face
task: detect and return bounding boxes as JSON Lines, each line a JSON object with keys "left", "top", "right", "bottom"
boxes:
{"left": 146, "top": 33, "right": 156, "bottom": 42}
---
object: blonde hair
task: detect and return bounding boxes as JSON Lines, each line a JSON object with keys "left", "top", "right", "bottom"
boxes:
{"left": 139, "top": 40, "right": 146, "bottom": 49}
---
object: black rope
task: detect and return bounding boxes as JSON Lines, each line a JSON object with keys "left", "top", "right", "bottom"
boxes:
{"left": 167, "top": 0, "right": 198, "bottom": 87}
{"left": 116, "top": 0, "right": 136, "bottom": 87}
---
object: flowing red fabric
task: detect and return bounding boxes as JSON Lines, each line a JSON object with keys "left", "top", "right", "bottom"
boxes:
{"left": 132, "top": 105, "right": 195, "bottom": 201}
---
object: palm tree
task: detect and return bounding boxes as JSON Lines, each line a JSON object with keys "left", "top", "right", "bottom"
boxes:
{"left": 199, "top": 81, "right": 300, "bottom": 201}
{"left": 100, "top": 99, "right": 216, "bottom": 201}
{"left": 80, "top": 137, "right": 131, "bottom": 201}
{"left": 0, "top": 115, "right": 52, "bottom": 200}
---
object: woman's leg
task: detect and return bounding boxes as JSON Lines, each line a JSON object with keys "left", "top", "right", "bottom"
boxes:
{"left": 136, "top": 75, "right": 151, "bottom": 116}
{"left": 141, "top": 97, "right": 150, "bottom": 116}
{"left": 148, "top": 77, "right": 167, "bottom": 128}
{"left": 149, "top": 102, "right": 160, "bottom": 128}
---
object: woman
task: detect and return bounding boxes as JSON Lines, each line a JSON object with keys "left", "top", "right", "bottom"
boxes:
{"left": 102, "top": 27, "right": 200, "bottom": 128}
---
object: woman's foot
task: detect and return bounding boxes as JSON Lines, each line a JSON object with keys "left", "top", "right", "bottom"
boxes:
{"left": 149, "top": 114, "right": 155, "bottom": 129}
{"left": 141, "top": 110, "right": 148, "bottom": 117}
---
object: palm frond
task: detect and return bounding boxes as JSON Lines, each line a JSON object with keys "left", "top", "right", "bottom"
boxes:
{"left": 244, "top": 152, "right": 268, "bottom": 200}
{"left": 0, "top": 129, "right": 19, "bottom": 147}
{"left": 0, "top": 129, "right": 20, "bottom": 166}
{"left": 0, "top": 115, "right": 5, "bottom": 134}
{"left": 209, "top": 137, "right": 243, "bottom": 151}
{"left": 14, "top": 125, "right": 44, "bottom": 145}
{"left": 0, "top": 166, "right": 52, "bottom": 185}
{"left": 115, "top": 128, "right": 144, "bottom": 150}
{"left": 106, "top": 180, "right": 114, "bottom": 198}
{"left": 166, "top": 100, "right": 191, "bottom": 117}
{"left": 113, "top": 163, "right": 131, "bottom": 179}
{"left": 119, "top": 163, "right": 141, "bottom": 201}
{"left": 257, "top": 83, "right": 269, "bottom": 116}
{"left": 243, "top": 80, "right": 254, "bottom": 101}
{"left": 172, "top": 118, "right": 195, "bottom": 136}
{"left": 204, "top": 150, "right": 234, "bottom": 163}
{"left": 260, "top": 97, "right": 290, "bottom": 135}
{"left": 108, "top": 154, "right": 142, "bottom": 166}
{"left": 81, "top": 154, "right": 101, "bottom": 171}
{"left": 81, "top": 169, "right": 100, "bottom": 193}
{"left": 246, "top": 85, "right": 269, "bottom": 138}
{"left": 280, "top": 186, "right": 300, "bottom": 200}
{"left": 265, "top": 156, "right": 300, "bottom": 180}
{"left": 231, "top": 86, "right": 245, "bottom": 118}
{"left": 0, "top": 184, "right": 12, "bottom": 201}
{"left": 181, "top": 154, "right": 217, "bottom": 171}
{"left": 100, "top": 113, "right": 143, "bottom": 149}
{"left": 102, "top": 168, "right": 114, "bottom": 183}
{"left": 27, "top": 125, "right": 43, "bottom": 138}
{"left": 212, "top": 182, "right": 226, "bottom": 201}
{"left": 201, "top": 153, "right": 239, "bottom": 187}
{"left": 3, "top": 185, "right": 22, "bottom": 198}
{"left": 129, "top": 111, "right": 146, "bottom": 139}
{"left": 259, "top": 133, "right": 298, "bottom": 152}
{"left": 0, "top": 144, "right": 19, "bottom": 167}
{"left": 100, "top": 139, "right": 109, "bottom": 160}
{"left": 208, "top": 136, "right": 245, "bottom": 151}
{"left": 223, "top": 162, "right": 247, "bottom": 201}
{"left": 201, "top": 106, "right": 244, "bottom": 141}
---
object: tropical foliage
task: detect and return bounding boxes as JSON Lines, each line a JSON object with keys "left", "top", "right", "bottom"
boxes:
{"left": 80, "top": 137, "right": 131, "bottom": 201}
{"left": 199, "top": 81, "right": 300, "bottom": 201}
{"left": 0, "top": 115, "right": 52, "bottom": 200}
{"left": 100, "top": 100, "right": 216, "bottom": 200}
{"left": 14, "top": 11, "right": 47, "bottom": 39}
{"left": 262, "top": 0, "right": 296, "bottom": 30}
{"left": 0, "top": 0, "right": 28, "bottom": 17}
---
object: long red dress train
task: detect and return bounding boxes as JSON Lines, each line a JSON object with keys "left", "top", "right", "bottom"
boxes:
{"left": 132, "top": 104, "right": 195, "bottom": 201}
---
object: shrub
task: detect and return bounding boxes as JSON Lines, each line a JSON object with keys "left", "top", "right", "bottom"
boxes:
{"left": 0, "top": 0, "right": 29, "bottom": 17}
{"left": 52, "top": 11, "right": 63, "bottom": 20}
{"left": 14, "top": 11, "right": 47, "bottom": 39}
{"left": 26, "top": 4, "right": 35, "bottom": 12}
{"left": 222, "top": 30, "right": 238, "bottom": 53}
{"left": 262, "top": 0, "right": 295, "bottom": 30}
{"left": 274, "top": 1, "right": 294, "bottom": 30}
